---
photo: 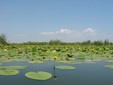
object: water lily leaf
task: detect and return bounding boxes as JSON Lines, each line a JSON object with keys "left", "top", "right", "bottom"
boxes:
{"left": 0, "top": 66, "right": 28, "bottom": 69}
{"left": 28, "top": 61, "right": 44, "bottom": 64}
{"left": 56, "top": 65, "right": 75, "bottom": 70}
{"left": 106, "top": 60, "right": 113, "bottom": 63}
{"left": 0, "top": 66, "right": 4, "bottom": 69}
{"left": 25, "top": 71, "right": 52, "bottom": 80}
{"left": 0, "top": 69, "right": 19, "bottom": 75}
{"left": 0, "top": 63, "right": 2, "bottom": 65}
{"left": 104, "top": 65, "right": 113, "bottom": 69}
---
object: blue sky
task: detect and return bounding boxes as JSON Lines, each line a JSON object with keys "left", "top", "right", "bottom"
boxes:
{"left": 0, "top": 0, "right": 113, "bottom": 43}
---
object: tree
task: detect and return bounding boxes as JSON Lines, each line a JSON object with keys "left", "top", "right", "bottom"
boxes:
{"left": 49, "top": 39, "right": 62, "bottom": 45}
{"left": 104, "top": 39, "right": 109, "bottom": 45}
{"left": 82, "top": 40, "right": 91, "bottom": 45}
{"left": 0, "top": 33, "right": 8, "bottom": 45}
{"left": 93, "top": 40, "right": 103, "bottom": 45}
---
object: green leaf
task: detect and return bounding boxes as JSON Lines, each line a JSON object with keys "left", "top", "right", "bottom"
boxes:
{"left": 0, "top": 63, "right": 2, "bottom": 65}
{"left": 28, "top": 61, "right": 44, "bottom": 64}
{"left": 104, "top": 65, "right": 113, "bottom": 69}
{"left": 25, "top": 71, "right": 52, "bottom": 80}
{"left": 0, "top": 66, "right": 28, "bottom": 69}
{"left": 56, "top": 65, "right": 75, "bottom": 70}
{"left": 0, "top": 69, "right": 19, "bottom": 76}
{"left": 106, "top": 60, "right": 113, "bottom": 63}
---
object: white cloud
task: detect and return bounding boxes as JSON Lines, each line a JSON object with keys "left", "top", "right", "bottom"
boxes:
{"left": 83, "top": 28, "right": 96, "bottom": 35}
{"left": 59, "top": 28, "right": 73, "bottom": 34}
{"left": 9, "top": 28, "right": 113, "bottom": 43}
{"left": 39, "top": 28, "right": 98, "bottom": 42}
{"left": 41, "top": 32, "right": 55, "bottom": 35}
{"left": 41, "top": 28, "right": 73, "bottom": 35}
{"left": 41, "top": 28, "right": 96, "bottom": 36}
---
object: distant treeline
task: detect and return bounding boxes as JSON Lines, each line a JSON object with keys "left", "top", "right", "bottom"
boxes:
{"left": 10, "top": 39, "right": 113, "bottom": 45}
{"left": 0, "top": 33, "right": 113, "bottom": 46}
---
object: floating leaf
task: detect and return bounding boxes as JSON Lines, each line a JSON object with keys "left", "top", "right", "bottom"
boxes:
{"left": 28, "top": 61, "right": 44, "bottom": 64}
{"left": 106, "top": 60, "right": 113, "bottom": 63}
{"left": 0, "top": 66, "right": 28, "bottom": 69}
{"left": 25, "top": 71, "right": 52, "bottom": 80}
{"left": 0, "top": 63, "right": 2, "bottom": 65}
{"left": 0, "top": 69, "right": 19, "bottom": 76}
{"left": 56, "top": 65, "right": 75, "bottom": 70}
{"left": 104, "top": 65, "right": 113, "bottom": 69}
{"left": 0, "top": 66, "right": 4, "bottom": 69}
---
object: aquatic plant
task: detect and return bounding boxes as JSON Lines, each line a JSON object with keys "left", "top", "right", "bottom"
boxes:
{"left": 25, "top": 71, "right": 52, "bottom": 80}
{"left": 104, "top": 65, "right": 113, "bottom": 69}
{"left": 105, "top": 60, "right": 113, "bottom": 63}
{"left": 0, "top": 63, "right": 2, "bottom": 65}
{"left": 0, "top": 69, "right": 19, "bottom": 75}
{"left": 28, "top": 60, "right": 44, "bottom": 64}
{"left": 0, "top": 66, "right": 28, "bottom": 70}
{"left": 56, "top": 65, "right": 75, "bottom": 70}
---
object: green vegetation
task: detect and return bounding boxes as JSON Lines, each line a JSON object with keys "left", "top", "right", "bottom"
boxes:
{"left": 0, "top": 38, "right": 113, "bottom": 63}
{"left": 56, "top": 65, "right": 75, "bottom": 70}
{"left": 104, "top": 65, "right": 113, "bottom": 69}
{"left": 0, "top": 63, "right": 2, "bottom": 65}
{"left": 25, "top": 71, "right": 52, "bottom": 80}
{"left": 0, "top": 66, "right": 28, "bottom": 70}
{"left": 0, "top": 34, "right": 113, "bottom": 78}
{"left": 0, "top": 33, "right": 8, "bottom": 45}
{"left": 0, "top": 69, "right": 19, "bottom": 75}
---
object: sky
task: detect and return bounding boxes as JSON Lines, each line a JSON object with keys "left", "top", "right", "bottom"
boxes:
{"left": 0, "top": 0, "right": 113, "bottom": 43}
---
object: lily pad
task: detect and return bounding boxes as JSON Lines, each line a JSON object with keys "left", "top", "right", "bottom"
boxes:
{"left": 0, "top": 69, "right": 19, "bottom": 75}
{"left": 106, "top": 60, "right": 113, "bottom": 63}
{"left": 56, "top": 65, "right": 75, "bottom": 70}
{"left": 25, "top": 71, "right": 52, "bottom": 80}
{"left": 28, "top": 61, "right": 44, "bottom": 64}
{"left": 0, "top": 66, "right": 28, "bottom": 69}
{"left": 104, "top": 65, "right": 113, "bottom": 69}
{"left": 0, "top": 63, "right": 2, "bottom": 65}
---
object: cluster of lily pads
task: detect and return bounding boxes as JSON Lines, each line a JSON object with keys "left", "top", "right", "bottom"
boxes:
{"left": 0, "top": 65, "right": 28, "bottom": 76}
{"left": 0, "top": 44, "right": 113, "bottom": 80}
{"left": 0, "top": 44, "right": 113, "bottom": 66}
{"left": 0, "top": 44, "right": 113, "bottom": 63}
{"left": 0, "top": 61, "right": 76, "bottom": 80}
{"left": 0, "top": 62, "right": 113, "bottom": 81}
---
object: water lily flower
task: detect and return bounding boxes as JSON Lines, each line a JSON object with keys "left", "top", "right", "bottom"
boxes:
{"left": 52, "top": 50, "right": 56, "bottom": 53}
{"left": 41, "top": 59, "right": 45, "bottom": 62}
{"left": 4, "top": 49, "right": 8, "bottom": 52}
{"left": 54, "top": 56, "right": 58, "bottom": 60}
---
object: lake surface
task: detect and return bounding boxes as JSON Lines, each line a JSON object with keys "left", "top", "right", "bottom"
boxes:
{"left": 0, "top": 61, "right": 113, "bottom": 85}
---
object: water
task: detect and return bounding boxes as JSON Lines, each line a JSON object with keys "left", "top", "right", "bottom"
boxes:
{"left": 0, "top": 61, "right": 113, "bottom": 85}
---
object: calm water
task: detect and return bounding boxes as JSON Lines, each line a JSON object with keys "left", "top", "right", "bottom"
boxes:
{"left": 0, "top": 61, "right": 113, "bottom": 85}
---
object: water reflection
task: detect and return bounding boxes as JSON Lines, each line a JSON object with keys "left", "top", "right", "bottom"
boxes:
{"left": 53, "top": 65, "right": 58, "bottom": 80}
{"left": 53, "top": 60, "right": 58, "bottom": 80}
